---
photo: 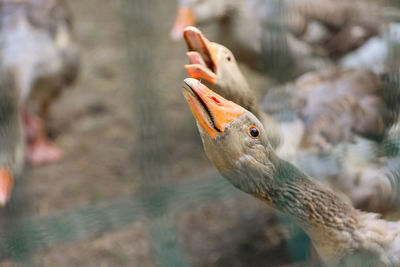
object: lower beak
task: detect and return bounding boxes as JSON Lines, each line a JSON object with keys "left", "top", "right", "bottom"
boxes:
{"left": 170, "top": 7, "right": 196, "bottom": 40}
{"left": 0, "top": 168, "right": 14, "bottom": 206}
{"left": 182, "top": 78, "right": 243, "bottom": 138}
{"left": 184, "top": 59, "right": 217, "bottom": 84}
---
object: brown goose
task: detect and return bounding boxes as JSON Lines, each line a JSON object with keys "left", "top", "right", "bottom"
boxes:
{"left": 182, "top": 78, "right": 400, "bottom": 266}
{"left": 183, "top": 26, "right": 400, "bottom": 213}
{"left": 172, "top": 0, "right": 389, "bottom": 78}
{"left": 0, "top": 0, "right": 80, "bottom": 164}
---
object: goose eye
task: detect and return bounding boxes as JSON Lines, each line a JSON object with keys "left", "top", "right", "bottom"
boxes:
{"left": 248, "top": 126, "right": 259, "bottom": 138}
{"left": 226, "top": 55, "right": 231, "bottom": 61}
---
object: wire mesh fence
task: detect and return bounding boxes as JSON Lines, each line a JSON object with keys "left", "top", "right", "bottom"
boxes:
{"left": 0, "top": 0, "right": 400, "bottom": 266}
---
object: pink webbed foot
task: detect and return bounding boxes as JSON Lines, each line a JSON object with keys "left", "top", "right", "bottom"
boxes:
{"left": 26, "top": 139, "right": 63, "bottom": 165}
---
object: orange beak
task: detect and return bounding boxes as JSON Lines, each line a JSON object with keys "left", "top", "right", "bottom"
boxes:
{"left": 170, "top": 7, "right": 196, "bottom": 40}
{"left": 183, "top": 26, "right": 219, "bottom": 84}
{"left": 182, "top": 78, "right": 243, "bottom": 138}
{"left": 0, "top": 168, "right": 14, "bottom": 206}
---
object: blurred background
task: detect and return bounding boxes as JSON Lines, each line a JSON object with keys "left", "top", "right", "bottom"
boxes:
{"left": 0, "top": 0, "right": 400, "bottom": 266}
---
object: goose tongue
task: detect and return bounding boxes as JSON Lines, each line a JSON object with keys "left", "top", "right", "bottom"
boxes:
{"left": 0, "top": 168, "right": 13, "bottom": 206}
{"left": 187, "top": 51, "right": 207, "bottom": 66}
{"left": 185, "top": 52, "right": 217, "bottom": 83}
{"left": 170, "top": 7, "right": 196, "bottom": 40}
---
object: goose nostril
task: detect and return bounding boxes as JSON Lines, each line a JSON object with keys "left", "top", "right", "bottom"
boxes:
{"left": 210, "top": 96, "right": 221, "bottom": 105}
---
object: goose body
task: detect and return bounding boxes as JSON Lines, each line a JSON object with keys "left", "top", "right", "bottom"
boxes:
{"left": 263, "top": 68, "right": 391, "bottom": 151}
{"left": 182, "top": 78, "right": 400, "bottom": 266}
{"left": 173, "top": 0, "right": 390, "bottom": 78}
{"left": 182, "top": 26, "right": 400, "bottom": 213}
{"left": 0, "top": 0, "right": 79, "bottom": 164}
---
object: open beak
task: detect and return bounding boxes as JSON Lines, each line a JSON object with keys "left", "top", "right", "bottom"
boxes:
{"left": 170, "top": 7, "right": 196, "bottom": 40}
{"left": 0, "top": 168, "right": 14, "bottom": 206}
{"left": 183, "top": 26, "right": 219, "bottom": 84}
{"left": 182, "top": 78, "right": 243, "bottom": 138}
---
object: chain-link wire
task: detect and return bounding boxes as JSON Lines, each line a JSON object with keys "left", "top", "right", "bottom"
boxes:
{"left": 0, "top": 1, "right": 400, "bottom": 266}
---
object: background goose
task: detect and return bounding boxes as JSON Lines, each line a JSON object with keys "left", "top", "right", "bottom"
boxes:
{"left": 172, "top": 0, "right": 392, "bottom": 80}
{"left": 0, "top": 71, "right": 24, "bottom": 206}
{"left": 182, "top": 78, "right": 400, "bottom": 266}
{"left": 0, "top": 0, "right": 80, "bottom": 164}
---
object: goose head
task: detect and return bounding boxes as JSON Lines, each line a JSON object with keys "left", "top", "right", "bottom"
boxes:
{"left": 182, "top": 78, "right": 277, "bottom": 195}
{"left": 183, "top": 27, "right": 256, "bottom": 115}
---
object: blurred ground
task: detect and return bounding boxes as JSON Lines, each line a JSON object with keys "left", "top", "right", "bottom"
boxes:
{"left": 0, "top": 0, "right": 297, "bottom": 266}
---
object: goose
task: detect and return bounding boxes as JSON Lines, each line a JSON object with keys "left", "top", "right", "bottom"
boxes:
{"left": 172, "top": 0, "right": 390, "bottom": 78}
{"left": 0, "top": 71, "right": 24, "bottom": 206}
{"left": 182, "top": 77, "right": 400, "bottom": 266}
{"left": 0, "top": 0, "right": 80, "bottom": 164}
{"left": 183, "top": 26, "right": 400, "bottom": 213}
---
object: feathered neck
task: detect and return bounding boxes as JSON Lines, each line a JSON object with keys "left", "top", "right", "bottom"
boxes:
{"left": 222, "top": 151, "right": 399, "bottom": 265}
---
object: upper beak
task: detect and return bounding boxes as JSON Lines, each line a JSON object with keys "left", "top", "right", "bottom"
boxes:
{"left": 182, "top": 78, "right": 243, "bottom": 138}
{"left": 183, "top": 26, "right": 219, "bottom": 84}
{"left": 0, "top": 168, "right": 14, "bottom": 206}
{"left": 170, "top": 7, "right": 196, "bottom": 40}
